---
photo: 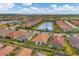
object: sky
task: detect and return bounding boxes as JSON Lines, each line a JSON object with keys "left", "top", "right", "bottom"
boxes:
{"left": 0, "top": 3, "right": 79, "bottom": 14}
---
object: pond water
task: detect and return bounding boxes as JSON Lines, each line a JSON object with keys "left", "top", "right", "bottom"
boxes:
{"left": 37, "top": 22, "right": 53, "bottom": 31}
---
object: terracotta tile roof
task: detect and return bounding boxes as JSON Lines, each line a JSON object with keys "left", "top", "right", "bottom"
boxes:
{"left": 16, "top": 48, "right": 33, "bottom": 56}
{"left": 56, "top": 20, "right": 72, "bottom": 30}
{"left": 0, "top": 29, "right": 13, "bottom": 37}
{"left": 8, "top": 30, "right": 34, "bottom": 41}
{"left": 0, "top": 44, "right": 4, "bottom": 49}
{"left": 32, "top": 33, "right": 49, "bottom": 44}
{"left": 71, "top": 20, "right": 79, "bottom": 25}
{"left": 8, "top": 31, "right": 24, "bottom": 37}
{"left": 50, "top": 36, "right": 64, "bottom": 47}
{"left": 0, "top": 45, "right": 15, "bottom": 56}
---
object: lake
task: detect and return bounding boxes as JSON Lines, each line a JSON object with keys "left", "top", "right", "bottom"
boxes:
{"left": 37, "top": 22, "right": 53, "bottom": 31}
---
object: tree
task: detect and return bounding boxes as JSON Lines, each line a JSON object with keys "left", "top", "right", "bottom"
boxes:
{"left": 45, "top": 28, "right": 49, "bottom": 32}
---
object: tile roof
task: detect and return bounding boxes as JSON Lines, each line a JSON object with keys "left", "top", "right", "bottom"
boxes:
{"left": 0, "top": 45, "right": 15, "bottom": 56}
{"left": 71, "top": 20, "right": 79, "bottom": 25}
{"left": 68, "top": 35, "right": 79, "bottom": 49}
{"left": 56, "top": 20, "right": 72, "bottom": 30}
{"left": 0, "top": 28, "right": 13, "bottom": 37}
{"left": 32, "top": 33, "right": 49, "bottom": 44}
{"left": 0, "top": 44, "right": 4, "bottom": 49}
{"left": 9, "top": 31, "right": 24, "bottom": 37}
{"left": 16, "top": 48, "right": 33, "bottom": 56}
{"left": 8, "top": 30, "right": 34, "bottom": 41}
{"left": 50, "top": 35, "right": 64, "bottom": 47}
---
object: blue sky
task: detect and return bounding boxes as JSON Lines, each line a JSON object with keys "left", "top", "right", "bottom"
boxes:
{"left": 0, "top": 3, "right": 79, "bottom": 14}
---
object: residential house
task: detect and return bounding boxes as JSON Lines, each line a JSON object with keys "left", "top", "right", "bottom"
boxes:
{"left": 32, "top": 33, "right": 49, "bottom": 45}
{"left": 56, "top": 20, "right": 72, "bottom": 31}
{"left": 49, "top": 35, "right": 64, "bottom": 48}
{"left": 16, "top": 48, "right": 33, "bottom": 56}
{"left": 0, "top": 28, "right": 13, "bottom": 37}
{"left": 0, "top": 44, "right": 4, "bottom": 49}
{"left": 8, "top": 31, "right": 26, "bottom": 41}
{"left": 0, "top": 45, "right": 15, "bottom": 56}
{"left": 67, "top": 35, "right": 79, "bottom": 50}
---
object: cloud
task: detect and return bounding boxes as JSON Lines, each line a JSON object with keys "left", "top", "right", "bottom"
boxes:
{"left": 9, "top": 4, "right": 79, "bottom": 14}
{"left": 0, "top": 3, "right": 15, "bottom": 9}
{"left": 30, "top": 7, "right": 39, "bottom": 11}
{"left": 0, "top": 3, "right": 79, "bottom": 14}
{"left": 22, "top": 3, "right": 32, "bottom": 6}
{"left": 59, "top": 4, "right": 75, "bottom": 11}
{"left": 0, "top": 3, "right": 15, "bottom": 13}
{"left": 51, "top": 4, "right": 76, "bottom": 12}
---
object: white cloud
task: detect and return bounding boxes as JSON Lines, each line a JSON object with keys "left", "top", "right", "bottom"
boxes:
{"left": 0, "top": 3, "right": 15, "bottom": 9}
{"left": 51, "top": 4, "right": 76, "bottom": 12}
{"left": 30, "top": 7, "right": 39, "bottom": 11}
{"left": 22, "top": 3, "right": 32, "bottom": 6}
{"left": 0, "top": 3, "right": 15, "bottom": 14}
{"left": 59, "top": 4, "right": 76, "bottom": 11}
{"left": 0, "top": 3, "right": 79, "bottom": 14}
{"left": 11, "top": 4, "right": 79, "bottom": 14}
